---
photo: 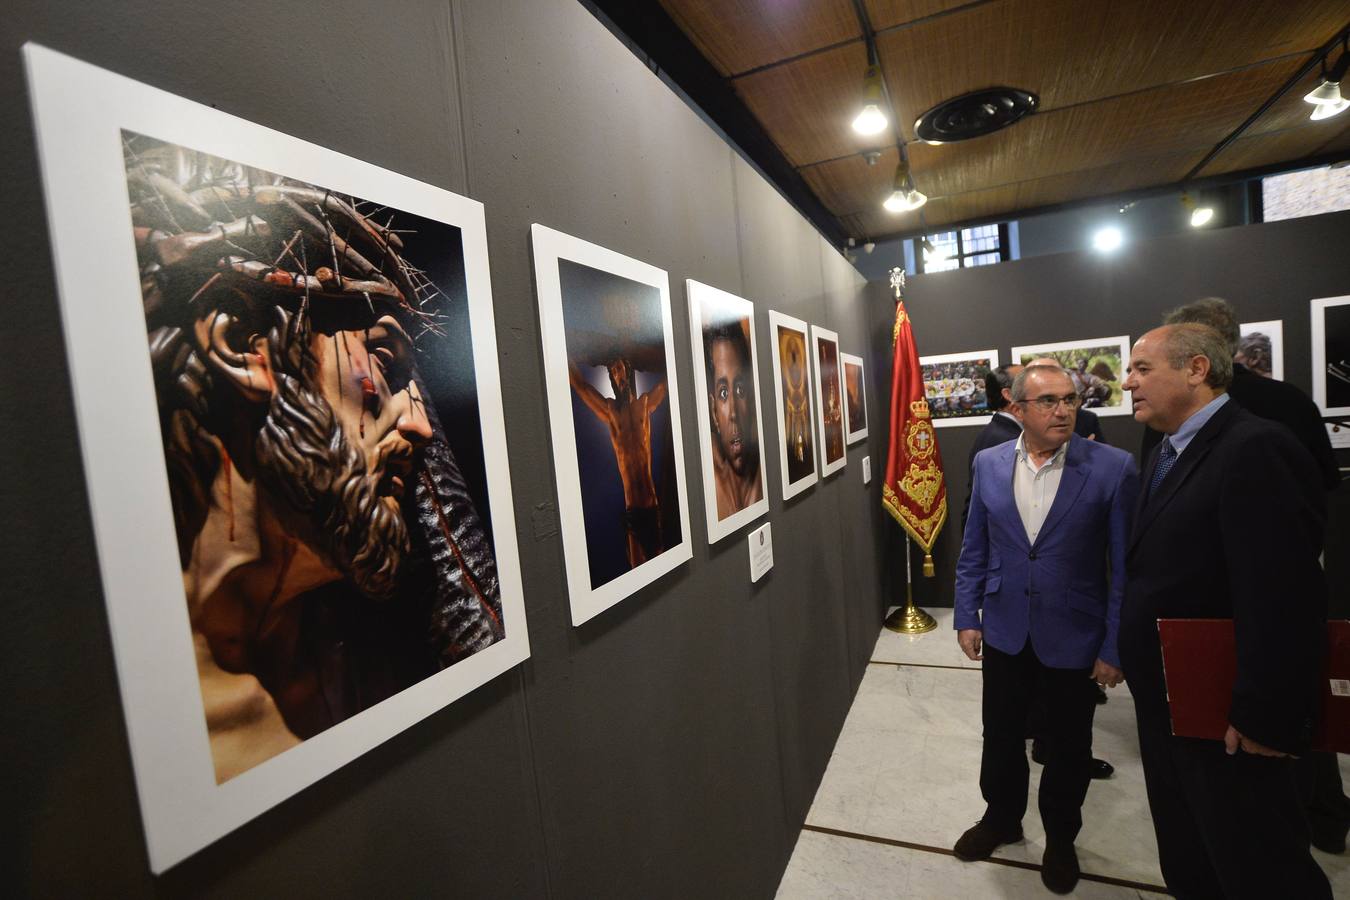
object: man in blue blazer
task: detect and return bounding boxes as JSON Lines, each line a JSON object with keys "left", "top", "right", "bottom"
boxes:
{"left": 951, "top": 364, "right": 1139, "bottom": 895}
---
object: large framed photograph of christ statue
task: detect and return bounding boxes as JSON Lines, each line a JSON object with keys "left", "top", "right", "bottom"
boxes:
{"left": 24, "top": 44, "right": 529, "bottom": 872}
{"left": 685, "top": 280, "right": 769, "bottom": 544}
{"left": 531, "top": 225, "right": 693, "bottom": 625}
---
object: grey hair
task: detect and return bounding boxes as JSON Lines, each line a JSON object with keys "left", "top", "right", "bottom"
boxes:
{"left": 1010, "top": 364, "right": 1073, "bottom": 402}
{"left": 1163, "top": 297, "right": 1240, "bottom": 357}
{"left": 1160, "top": 323, "right": 1233, "bottom": 390}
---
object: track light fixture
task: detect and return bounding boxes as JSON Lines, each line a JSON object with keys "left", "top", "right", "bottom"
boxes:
{"left": 852, "top": 65, "right": 889, "bottom": 136}
{"left": 921, "top": 238, "right": 948, "bottom": 266}
{"left": 883, "top": 158, "right": 927, "bottom": 213}
{"left": 1305, "top": 40, "right": 1350, "bottom": 120}
{"left": 1180, "top": 192, "right": 1214, "bottom": 227}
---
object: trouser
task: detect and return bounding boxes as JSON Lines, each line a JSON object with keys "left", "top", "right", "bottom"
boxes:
{"left": 979, "top": 640, "right": 1097, "bottom": 843}
{"left": 1296, "top": 750, "right": 1350, "bottom": 846}
{"left": 1134, "top": 706, "right": 1331, "bottom": 899}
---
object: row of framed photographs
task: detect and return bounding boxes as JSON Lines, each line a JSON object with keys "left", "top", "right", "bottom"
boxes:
{"left": 532, "top": 225, "right": 870, "bottom": 625}
{"left": 24, "top": 45, "right": 874, "bottom": 872}
{"left": 916, "top": 310, "right": 1350, "bottom": 428}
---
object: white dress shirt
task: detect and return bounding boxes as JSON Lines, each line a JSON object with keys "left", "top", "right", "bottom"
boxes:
{"left": 1012, "top": 434, "right": 1067, "bottom": 544}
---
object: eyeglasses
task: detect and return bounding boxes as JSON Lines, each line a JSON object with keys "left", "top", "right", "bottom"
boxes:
{"left": 1020, "top": 393, "right": 1081, "bottom": 412}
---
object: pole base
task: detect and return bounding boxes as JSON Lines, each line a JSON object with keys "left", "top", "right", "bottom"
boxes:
{"left": 884, "top": 604, "right": 938, "bottom": 635}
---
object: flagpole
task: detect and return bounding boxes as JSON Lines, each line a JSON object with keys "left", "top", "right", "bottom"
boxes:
{"left": 884, "top": 534, "right": 937, "bottom": 634}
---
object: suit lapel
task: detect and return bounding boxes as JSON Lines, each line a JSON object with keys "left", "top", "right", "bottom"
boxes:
{"left": 1128, "top": 401, "right": 1236, "bottom": 554}
{"left": 1032, "top": 437, "right": 1087, "bottom": 548}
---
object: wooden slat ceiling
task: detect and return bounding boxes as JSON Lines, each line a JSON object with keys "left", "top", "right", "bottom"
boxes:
{"left": 657, "top": 0, "right": 1350, "bottom": 241}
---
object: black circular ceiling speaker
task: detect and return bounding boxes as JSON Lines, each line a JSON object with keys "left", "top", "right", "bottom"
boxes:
{"left": 915, "top": 88, "right": 1038, "bottom": 143}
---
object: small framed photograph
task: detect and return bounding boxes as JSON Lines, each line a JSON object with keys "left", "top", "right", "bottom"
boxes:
{"left": 767, "top": 310, "right": 818, "bottom": 500}
{"left": 531, "top": 225, "right": 693, "bottom": 626}
{"left": 812, "top": 325, "right": 847, "bottom": 477}
{"left": 919, "top": 350, "right": 1000, "bottom": 428}
{"left": 1011, "top": 335, "right": 1132, "bottom": 417}
{"left": 1311, "top": 297, "right": 1350, "bottom": 417}
{"left": 840, "top": 352, "right": 869, "bottom": 444}
{"left": 1237, "top": 320, "right": 1284, "bottom": 381}
{"left": 685, "top": 280, "right": 769, "bottom": 544}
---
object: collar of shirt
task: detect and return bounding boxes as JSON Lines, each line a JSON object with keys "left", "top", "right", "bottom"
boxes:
{"left": 995, "top": 410, "right": 1022, "bottom": 428}
{"left": 1168, "top": 393, "right": 1229, "bottom": 456}
{"left": 1014, "top": 432, "right": 1068, "bottom": 471}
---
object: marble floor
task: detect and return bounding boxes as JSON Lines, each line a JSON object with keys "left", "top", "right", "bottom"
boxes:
{"left": 777, "top": 607, "right": 1350, "bottom": 898}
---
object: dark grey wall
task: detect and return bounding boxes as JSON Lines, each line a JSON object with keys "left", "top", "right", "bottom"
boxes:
{"left": 0, "top": 1, "right": 888, "bottom": 897}
{"left": 873, "top": 210, "right": 1350, "bottom": 610}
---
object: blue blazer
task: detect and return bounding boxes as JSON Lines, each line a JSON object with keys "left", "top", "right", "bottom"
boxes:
{"left": 954, "top": 435, "right": 1139, "bottom": 669}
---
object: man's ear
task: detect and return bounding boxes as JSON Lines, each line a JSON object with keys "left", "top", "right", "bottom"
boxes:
{"left": 198, "top": 310, "right": 276, "bottom": 403}
{"left": 1188, "top": 354, "right": 1212, "bottom": 386}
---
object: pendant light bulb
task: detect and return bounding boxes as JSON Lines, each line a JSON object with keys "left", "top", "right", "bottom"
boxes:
{"left": 1310, "top": 97, "right": 1350, "bottom": 120}
{"left": 852, "top": 65, "right": 889, "bottom": 135}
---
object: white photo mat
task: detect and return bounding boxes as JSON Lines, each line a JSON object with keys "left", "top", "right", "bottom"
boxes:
{"left": 918, "top": 349, "right": 1000, "bottom": 429}
{"left": 530, "top": 224, "right": 692, "bottom": 625}
{"left": 1011, "top": 335, "right": 1132, "bottom": 417}
{"left": 840, "top": 351, "right": 869, "bottom": 444}
{"left": 1311, "top": 296, "right": 1350, "bottom": 417}
{"left": 1238, "top": 319, "right": 1284, "bottom": 381}
{"left": 766, "top": 310, "right": 818, "bottom": 501}
{"left": 812, "top": 325, "right": 847, "bottom": 477}
{"left": 685, "top": 280, "right": 769, "bottom": 544}
{"left": 23, "top": 44, "right": 529, "bottom": 873}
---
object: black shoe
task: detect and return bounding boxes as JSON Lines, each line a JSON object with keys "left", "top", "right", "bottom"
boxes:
{"left": 1031, "top": 740, "right": 1047, "bottom": 766}
{"left": 1095, "top": 686, "right": 1108, "bottom": 704}
{"left": 953, "top": 819, "right": 1023, "bottom": 862}
{"left": 1041, "top": 841, "right": 1080, "bottom": 894}
{"left": 1089, "top": 757, "right": 1114, "bottom": 779}
{"left": 1310, "top": 828, "right": 1347, "bottom": 855}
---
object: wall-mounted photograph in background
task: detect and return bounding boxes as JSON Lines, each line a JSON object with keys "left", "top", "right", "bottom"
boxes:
{"left": 841, "top": 352, "right": 869, "bottom": 444}
{"left": 812, "top": 325, "right": 847, "bottom": 477}
{"left": 23, "top": 44, "right": 529, "bottom": 873}
{"left": 1011, "top": 335, "right": 1132, "bottom": 417}
{"left": 1236, "top": 319, "right": 1284, "bottom": 380}
{"left": 686, "top": 281, "right": 769, "bottom": 544}
{"left": 532, "top": 225, "right": 692, "bottom": 624}
{"left": 767, "top": 310, "right": 818, "bottom": 500}
{"left": 919, "top": 350, "right": 999, "bottom": 428}
{"left": 1312, "top": 296, "right": 1350, "bottom": 417}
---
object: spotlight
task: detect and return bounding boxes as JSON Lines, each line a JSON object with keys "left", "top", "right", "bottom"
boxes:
{"left": 882, "top": 159, "right": 927, "bottom": 212}
{"left": 921, "top": 239, "right": 949, "bottom": 266}
{"left": 1092, "top": 226, "right": 1123, "bottom": 253}
{"left": 1311, "top": 97, "right": 1349, "bottom": 121}
{"left": 863, "top": 242, "right": 876, "bottom": 254}
{"left": 1304, "top": 48, "right": 1349, "bottom": 107}
{"left": 1181, "top": 192, "right": 1215, "bottom": 227}
{"left": 852, "top": 65, "right": 889, "bottom": 136}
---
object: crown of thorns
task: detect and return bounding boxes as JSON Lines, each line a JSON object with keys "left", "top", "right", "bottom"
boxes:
{"left": 126, "top": 137, "right": 447, "bottom": 342}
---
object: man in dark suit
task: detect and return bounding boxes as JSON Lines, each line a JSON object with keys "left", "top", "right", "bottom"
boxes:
{"left": 1141, "top": 298, "right": 1347, "bottom": 854}
{"left": 1120, "top": 324, "right": 1331, "bottom": 899}
{"left": 953, "top": 364, "right": 1139, "bottom": 894}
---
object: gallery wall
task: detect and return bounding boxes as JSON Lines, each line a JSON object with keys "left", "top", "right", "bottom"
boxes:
{"left": 0, "top": 1, "right": 893, "bottom": 897}
{"left": 878, "top": 209, "right": 1350, "bottom": 610}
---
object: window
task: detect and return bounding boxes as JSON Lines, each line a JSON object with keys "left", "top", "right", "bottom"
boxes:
{"left": 1261, "top": 165, "right": 1350, "bottom": 222}
{"left": 917, "top": 223, "right": 1009, "bottom": 273}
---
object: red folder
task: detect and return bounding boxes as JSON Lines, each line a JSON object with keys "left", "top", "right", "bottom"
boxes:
{"left": 1157, "top": 618, "right": 1350, "bottom": 753}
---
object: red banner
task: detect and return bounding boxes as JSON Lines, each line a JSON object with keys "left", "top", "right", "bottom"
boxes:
{"left": 881, "top": 290, "right": 947, "bottom": 576}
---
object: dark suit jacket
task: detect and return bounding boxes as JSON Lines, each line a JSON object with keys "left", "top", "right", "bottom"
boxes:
{"left": 1076, "top": 408, "right": 1107, "bottom": 444}
{"left": 1141, "top": 363, "right": 1339, "bottom": 490}
{"left": 1120, "top": 400, "right": 1328, "bottom": 754}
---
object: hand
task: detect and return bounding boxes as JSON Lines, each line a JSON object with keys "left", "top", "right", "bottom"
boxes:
{"left": 957, "top": 628, "right": 983, "bottom": 661}
{"left": 1087, "top": 433, "right": 1097, "bottom": 441}
{"left": 1090, "top": 659, "right": 1123, "bottom": 688}
{"left": 1224, "top": 725, "right": 1292, "bottom": 758}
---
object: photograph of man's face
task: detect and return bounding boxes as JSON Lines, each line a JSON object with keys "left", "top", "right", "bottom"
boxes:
{"left": 776, "top": 324, "right": 815, "bottom": 485}
{"left": 702, "top": 310, "right": 762, "bottom": 520}
{"left": 125, "top": 132, "right": 505, "bottom": 783}
{"left": 559, "top": 260, "right": 683, "bottom": 590}
{"left": 817, "top": 336, "right": 845, "bottom": 463}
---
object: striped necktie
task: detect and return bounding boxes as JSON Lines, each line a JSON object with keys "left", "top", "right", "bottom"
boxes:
{"left": 1149, "top": 437, "right": 1178, "bottom": 497}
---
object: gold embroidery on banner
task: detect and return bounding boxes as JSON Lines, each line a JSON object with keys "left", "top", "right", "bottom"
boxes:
{"left": 883, "top": 482, "right": 947, "bottom": 551}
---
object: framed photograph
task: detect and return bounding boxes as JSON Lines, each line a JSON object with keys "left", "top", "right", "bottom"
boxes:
{"left": 841, "top": 352, "right": 869, "bottom": 444}
{"left": 686, "top": 281, "right": 769, "bottom": 544}
{"left": 1011, "top": 336, "right": 1132, "bottom": 417}
{"left": 531, "top": 225, "right": 692, "bottom": 625}
{"left": 24, "top": 44, "right": 529, "bottom": 872}
{"left": 767, "top": 310, "right": 818, "bottom": 500}
{"left": 919, "top": 350, "right": 1000, "bottom": 428}
{"left": 1238, "top": 319, "right": 1283, "bottom": 381}
{"left": 812, "top": 325, "right": 847, "bottom": 477}
{"left": 1311, "top": 296, "right": 1350, "bottom": 417}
